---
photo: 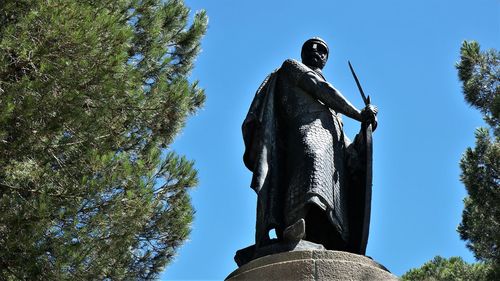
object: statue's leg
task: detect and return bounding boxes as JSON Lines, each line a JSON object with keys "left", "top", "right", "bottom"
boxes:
{"left": 305, "top": 204, "right": 347, "bottom": 250}
{"left": 282, "top": 204, "right": 308, "bottom": 243}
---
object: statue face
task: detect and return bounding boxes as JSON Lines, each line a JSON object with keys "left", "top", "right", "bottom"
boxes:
{"left": 301, "top": 42, "right": 328, "bottom": 69}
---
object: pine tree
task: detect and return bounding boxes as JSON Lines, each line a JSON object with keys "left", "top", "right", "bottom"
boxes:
{"left": 0, "top": 0, "right": 207, "bottom": 279}
{"left": 456, "top": 41, "right": 499, "bottom": 267}
{"left": 401, "top": 41, "right": 499, "bottom": 280}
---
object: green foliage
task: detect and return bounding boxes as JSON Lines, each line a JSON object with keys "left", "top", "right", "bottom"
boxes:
{"left": 401, "top": 256, "right": 491, "bottom": 281}
{"left": 0, "top": 0, "right": 207, "bottom": 279}
{"left": 459, "top": 128, "right": 499, "bottom": 263}
{"left": 402, "top": 41, "right": 499, "bottom": 280}
{"left": 456, "top": 41, "right": 499, "bottom": 136}
{"left": 456, "top": 41, "right": 500, "bottom": 266}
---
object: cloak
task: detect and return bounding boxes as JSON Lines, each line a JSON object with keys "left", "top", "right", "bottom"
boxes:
{"left": 242, "top": 70, "right": 284, "bottom": 246}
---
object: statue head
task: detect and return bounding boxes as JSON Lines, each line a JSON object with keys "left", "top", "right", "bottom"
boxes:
{"left": 301, "top": 37, "right": 329, "bottom": 70}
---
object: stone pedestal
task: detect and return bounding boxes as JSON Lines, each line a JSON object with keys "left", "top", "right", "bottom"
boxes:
{"left": 226, "top": 250, "right": 398, "bottom": 281}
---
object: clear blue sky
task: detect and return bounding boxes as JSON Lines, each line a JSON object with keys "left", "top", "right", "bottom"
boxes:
{"left": 161, "top": 0, "right": 499, "bottom": 279}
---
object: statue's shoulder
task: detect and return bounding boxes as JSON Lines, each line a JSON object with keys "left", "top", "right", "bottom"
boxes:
{"left": 281, "top": 59, "right": 309, "bottom": 72}
{"left": 280, "top": 59, "right": 311, "bottom": 82}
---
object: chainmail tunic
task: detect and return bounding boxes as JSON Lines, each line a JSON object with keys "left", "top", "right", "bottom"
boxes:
{"left": 277, "top": 59, "right": 349, "bottom": 239}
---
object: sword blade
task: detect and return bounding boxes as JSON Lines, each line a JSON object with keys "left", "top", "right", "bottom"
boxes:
{"left": 348, "top": 61, "right": 369, "bottom": 105}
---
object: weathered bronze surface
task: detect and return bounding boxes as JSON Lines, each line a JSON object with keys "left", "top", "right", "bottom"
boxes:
{"left": 238, "top": 38, "right": 378, "bottom": 266}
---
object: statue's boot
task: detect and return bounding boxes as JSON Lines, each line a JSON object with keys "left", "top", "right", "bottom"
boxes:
{"left": 283, "top": 218, "right": 305, "bottom": 242}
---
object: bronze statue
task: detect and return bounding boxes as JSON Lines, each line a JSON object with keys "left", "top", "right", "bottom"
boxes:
{"left": 238, "top": 37, "right": 377, "bottom": 266}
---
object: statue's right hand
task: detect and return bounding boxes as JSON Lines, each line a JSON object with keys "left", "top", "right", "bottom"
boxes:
{"left": 361, "top": 104, "right": 378, "bottom": 131}
{"left": 361, "top": 104, "right": 377, "bottom": 118}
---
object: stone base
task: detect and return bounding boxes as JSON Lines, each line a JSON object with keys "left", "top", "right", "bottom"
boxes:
{"left": 235, "top": 239, "right": 326, "bottom": 267}
{"left": 226, "top": 250, "right": 398, "bottom": 281}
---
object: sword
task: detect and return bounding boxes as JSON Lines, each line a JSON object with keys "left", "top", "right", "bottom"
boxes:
{"left": 346, "top": 62, "right": 373, "bottom": 255}
{"left": 348, "top": 61, "right": 370, "bottom": 106}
